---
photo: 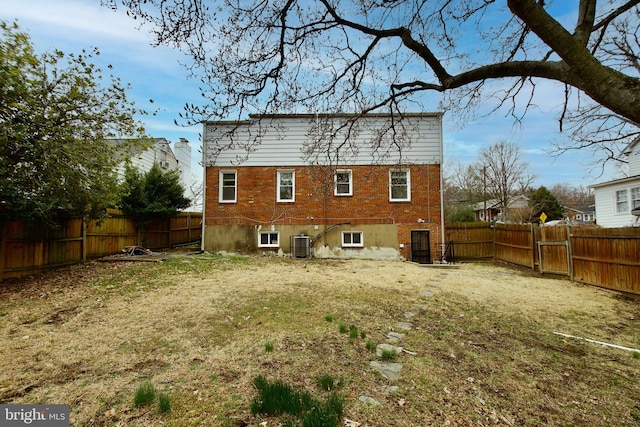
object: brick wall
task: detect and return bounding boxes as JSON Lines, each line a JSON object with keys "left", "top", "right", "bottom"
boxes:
{"left": 204, "top": 164, "right": 442, "bottom": 260}
{"left": 205, "top": 164, "right": 441, "bottom": 226}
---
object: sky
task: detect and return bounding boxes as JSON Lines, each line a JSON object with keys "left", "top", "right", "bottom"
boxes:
{"left": 0, "top": 0, "right": 622, "bottom": 190}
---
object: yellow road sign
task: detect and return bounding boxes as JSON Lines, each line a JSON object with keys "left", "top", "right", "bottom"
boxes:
{"left": 539, "top": 212, "right": 547, "bottom": 224}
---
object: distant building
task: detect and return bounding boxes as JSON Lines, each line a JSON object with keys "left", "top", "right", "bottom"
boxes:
{"left": 590, "top": 137, "right": 640, "bottom": 227}
{"left": 472, "top": 195, "right": 530, "bottom": 222}
{"left": 564, "top": 205, "right": 596, "bottom": 223}
{"left": 109, "top": 137, "right": 196, "bottom": 209}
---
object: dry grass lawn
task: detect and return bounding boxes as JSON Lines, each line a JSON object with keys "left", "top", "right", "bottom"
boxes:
{"left": 1, "top": 254, "right": 639, "bottom": 426}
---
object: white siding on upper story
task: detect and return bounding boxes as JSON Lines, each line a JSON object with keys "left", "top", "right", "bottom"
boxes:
{"left": 593, "top": 178, "right": 640, "bottom": 227}
{"left": 628, "top": 148, "right": 640, "bottom": 176}
{"left": 203, "top": 113, "right": 442, "bottom": 167}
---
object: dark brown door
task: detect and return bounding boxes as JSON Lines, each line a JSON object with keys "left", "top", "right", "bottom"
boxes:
{"left": 411, "top": 230, "right": 431, "bottom": 264}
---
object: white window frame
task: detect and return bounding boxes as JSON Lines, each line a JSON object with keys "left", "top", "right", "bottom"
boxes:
{"left": 632, "top": 186, "right": 640, "bottom": 210}
{"left": 277, "top": 170, "right": 295, "bottom": 202}
{"left": 389, "top": 169, "right": 411, "bottom": 202}
{"left": 258, "top": 231, "right": 280, "bottom": 248}
{"left": 616, "top": 189, "right": 629, "bottom": 214}
{"left": 342, "top": 231, "right": 364, "bottom": 248}
{"left": 334, "top": 170, "right": 353, "bottom": 196}
{"left": 219, "top": 170, "right": 237, "bottom": 203}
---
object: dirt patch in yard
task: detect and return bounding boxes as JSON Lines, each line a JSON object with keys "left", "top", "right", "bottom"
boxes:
{"left": 1, "top": 256, "right": 639, "bottom": 426}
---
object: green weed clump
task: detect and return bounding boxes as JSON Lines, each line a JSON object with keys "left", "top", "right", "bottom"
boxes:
{"left": 316, "top": 374, "right": 339, "bottom": 391}
{"left": 157, "top": 392, "right": 171, "bottom": 414}
{"left": 251, "top": 375, "right": 344, "bottom": 427}
{"left": 365, "top": 340, "right": 377, "bottom": 352}
{"left": 338, "top": 323, "right": 348, "bottom": 333}
{"left": 380, "top": 349, "right": 398, "bottom": 361}
{"left": 324, "top": 315, "right": 333, "bottom": 322}
{"left": 134, "top": 381, "right": 171, "bottom": 415}
{"left": 348, "top": 325, "right": 359, "bottom": 340}
{"left": 265, "top": 342, "right": 274, "bottom": 352}
{"left": 134, "top": 382, "right": 156, "bottom": 407}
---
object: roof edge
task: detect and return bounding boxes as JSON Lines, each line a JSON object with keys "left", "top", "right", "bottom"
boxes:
{"left": 204, "top": 112, "right": 443, "bottom": 125}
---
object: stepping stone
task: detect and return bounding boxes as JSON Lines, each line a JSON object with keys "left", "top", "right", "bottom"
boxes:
{"left": 404, "top": 311, "right": 416, "bottom": 318}
{"left": 385, "top": 331, "right": 405, "bottom": 342}
{"left": 376, "top": 343, "right": 403, "bottom": 357}
{"left": 421, "top": 289, "right": 434, "bottom": 297}
{"left": 382, "top": 385, "right": 399, "bottom": 395}
{"left": 359, "top": 395, "right": 380, "bottom": 406}
{"left": 396, "top": 321, "right": 412, "bottom": 331}
{"left": 370, "top": 361, "right": 402, "bottom": 381}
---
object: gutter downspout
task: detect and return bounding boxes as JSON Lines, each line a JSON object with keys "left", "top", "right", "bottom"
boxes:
{"left": 439, "top": 114, "right": 446, "bottom": 261}
{"left": 200, "top": 125, "right": 207, "bottom": 252}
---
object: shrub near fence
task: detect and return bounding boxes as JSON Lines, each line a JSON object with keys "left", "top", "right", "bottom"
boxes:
{"left": 0, "top": 210, "right": 202, "bottom": 281}
{"left": 446, "top": 222, "right": 640, "bottom": 297}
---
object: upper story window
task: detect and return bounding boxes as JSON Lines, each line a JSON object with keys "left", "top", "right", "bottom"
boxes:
{"left": 277, "top": 170, "right": 295, "bottom": 202}
{"left": 389, "top": 170, "right": 411, "bottom": 202}
{"left": 219, "top": 170, "right": 237, "bottom": 203}
{"left": 335, "top": 170, "right": 352, "bottom": 196}
{"left": 616, "top": 189, "right": 629, "bottom": 213}
{"left": 632, "top": 187, "right": 640, "bottom": 210}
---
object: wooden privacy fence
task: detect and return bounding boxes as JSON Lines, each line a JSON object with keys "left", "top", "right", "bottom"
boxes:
{"left": 0, "top": 210, "right": 202, "bottom": 281}
{"left": 446, "top": 223, "right": 640, "bottom": 296}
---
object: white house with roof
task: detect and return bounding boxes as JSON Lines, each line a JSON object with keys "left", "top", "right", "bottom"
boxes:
{"left": 590, "top": 138, "right": 640, "bottom": 227}
{"left": 109, "top": 137, "right": 196, "bottom": 209}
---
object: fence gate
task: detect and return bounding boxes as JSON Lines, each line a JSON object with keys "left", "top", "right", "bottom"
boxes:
{"left": 411, "top": 230, "right": 431, "bottom": 264}
{"left": 537, "top": 240, "right": 571, "bottom": 276}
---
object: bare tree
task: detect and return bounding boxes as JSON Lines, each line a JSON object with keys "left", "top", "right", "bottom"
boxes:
{"left": 445, "top": 162, "right": 484, "bottom": 204}
{"left": 443, "top": 162, "right": 484, "bottom": 223}
{"left": 476, "top": 141, "right": 535, "bottom": 221}
{"left": 550, "top": 183, "right": 595, "bottom": 207}
{"left": 104, "top": 0, "right": 640, "bottom": 162}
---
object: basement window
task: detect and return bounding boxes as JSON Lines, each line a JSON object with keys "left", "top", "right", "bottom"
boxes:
{"left": 258, "top": 232, "right": 280, "bottom": 248}
{"left": 342, "top": 231, "right": 363, "bottom": 248}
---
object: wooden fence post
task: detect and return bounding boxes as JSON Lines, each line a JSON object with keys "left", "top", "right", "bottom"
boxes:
{"left": 567, "top": 224, "right": 574, "bottom": 280}
{"left": 0, "top": 223, "right": 6, "bottom": 282}
{"left": 82, "top": 219, "right": 87, "bottom": 263}
{"left": 531, "top": 223, "right": 536, "bottom": 270}
{"left": 187, "top": 213, "right": 191, "bottom": 243}
{"left": 492, "top": 223, "right": 496, "bottom": 260}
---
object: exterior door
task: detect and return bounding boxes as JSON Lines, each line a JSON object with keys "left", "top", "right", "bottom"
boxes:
{"left": 411, "top": 230, "right": 431, "bottom": 264}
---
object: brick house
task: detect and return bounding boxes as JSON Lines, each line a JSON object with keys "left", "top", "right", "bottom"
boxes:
{"left": 201, "top": 113, "right": 444, "bottom": 262}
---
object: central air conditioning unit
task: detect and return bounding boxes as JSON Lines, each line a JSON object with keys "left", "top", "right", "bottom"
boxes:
{"left": 290, "top": 235, "right": 311, "bottom": 258}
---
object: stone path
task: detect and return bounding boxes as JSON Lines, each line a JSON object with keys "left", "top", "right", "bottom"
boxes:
{"left": 357, "top": 270, "right": 448, "bottom": 409}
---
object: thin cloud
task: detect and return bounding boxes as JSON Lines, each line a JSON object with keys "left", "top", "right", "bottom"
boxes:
{"left": 2, "top": 0, "right": 150, "bottom": 44}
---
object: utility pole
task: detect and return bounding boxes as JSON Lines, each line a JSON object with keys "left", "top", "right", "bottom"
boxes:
{"left": 483, "top": 166, "right": 487, "bottom": 222}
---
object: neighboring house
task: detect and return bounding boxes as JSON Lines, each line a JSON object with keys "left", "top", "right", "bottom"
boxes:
{"left": 590, "top": 138, "right": 640, "bottom": 228}
{"left": 564, "top": 205, "right": 596, "bottom": 223}
{"left": 109, "top": 137, "right": 196, "bottom": 208}
{"left": 201, "top": 113, "right": 444, "bottom": 263}
{"left": 473, "top": 199, "right": 501, "bottom": 222}
{"left": 472, "top": 195, "right": 530, "bottom": 222}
